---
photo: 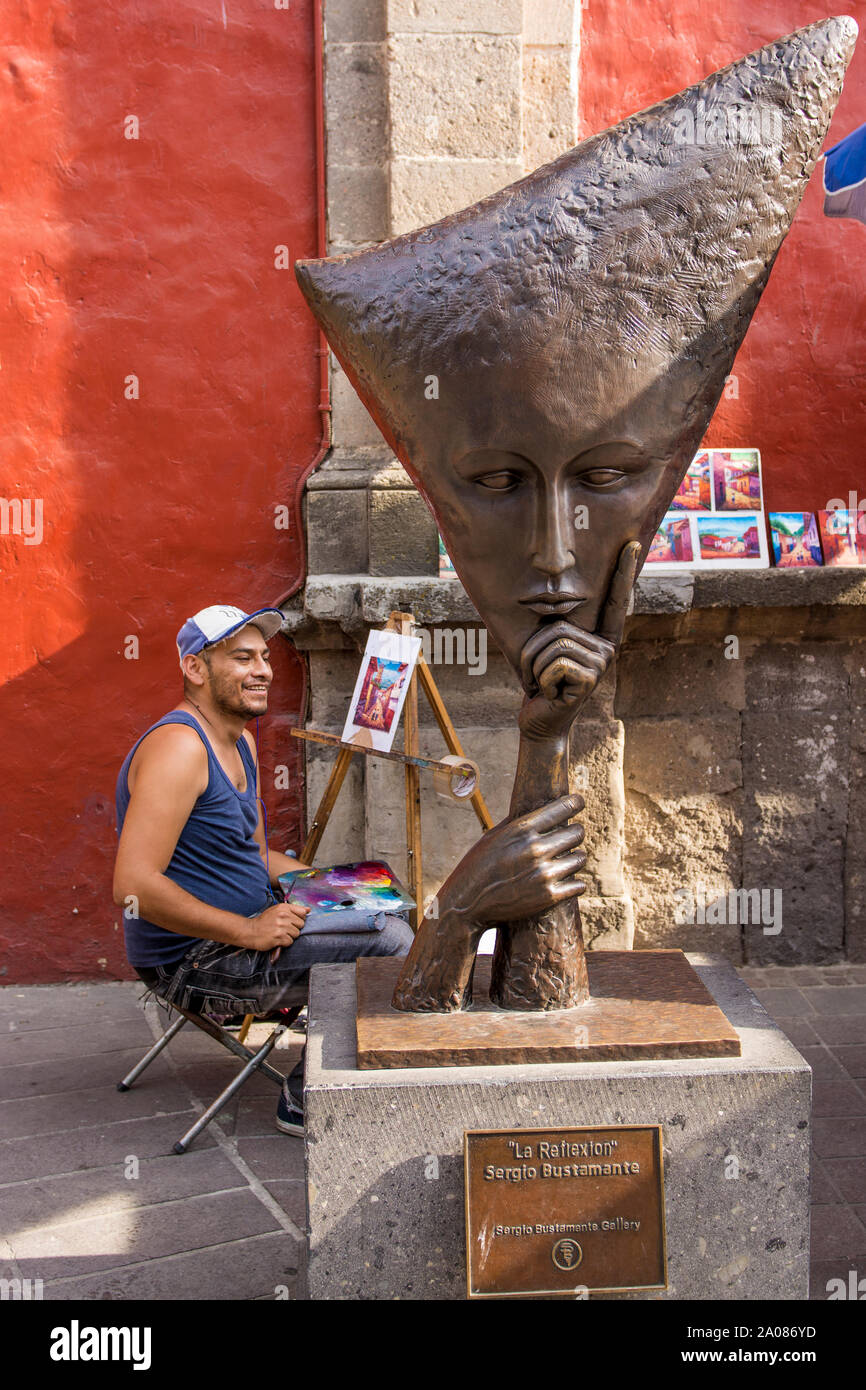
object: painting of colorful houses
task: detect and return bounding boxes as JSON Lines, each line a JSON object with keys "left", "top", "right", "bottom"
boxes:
{"left": 647, "top": 515, "right": 694, "bottom": 563}
{"left": 671, "top": 451, "right": 712, "bottom": 510}
{"left": 352, "top": 657, "right": 409, "bottom": 732}
{"left": 696, "top": 513, "right": 767, "bottom": 565}
{"left": 819, "top": 509, "right": 866, "bottom": 567}
{"left": 341, "top": 627, "right": 421, "bottom": 752}
{"left": 712, "top": 448, "right": 763, "bottom": 511}
{"left": 769, "top": 512, "right": 823, "bottom": 568}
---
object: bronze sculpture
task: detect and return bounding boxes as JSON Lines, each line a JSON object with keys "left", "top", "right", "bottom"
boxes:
{"left": 296, "top": 17, "right": 857, "bottom": 1013}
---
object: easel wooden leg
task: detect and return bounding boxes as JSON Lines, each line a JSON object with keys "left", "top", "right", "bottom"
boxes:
{"left": 285, "top": 612, "right": 488, "bottom": 943}
{"left": 416, "top": 654, "right": 494, "bottom": 831}
{"left": 389, "top": 613, "right": 424, "bottom": 932}
{"left": 301, "top": 745, "right": 355, "bottom": 862}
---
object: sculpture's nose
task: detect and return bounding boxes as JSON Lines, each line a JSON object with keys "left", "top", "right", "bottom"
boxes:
{"left": 531, "top": 480, "right": 575, "bottom": 578}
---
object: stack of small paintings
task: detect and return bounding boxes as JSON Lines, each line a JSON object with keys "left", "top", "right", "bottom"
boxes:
{"left": 647, "top": 448, "right": 769, "bottom": 569}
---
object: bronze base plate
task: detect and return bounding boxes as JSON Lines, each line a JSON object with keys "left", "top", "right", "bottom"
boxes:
{"left": 355, "top": 950, "right": 741, "bottom": 1068}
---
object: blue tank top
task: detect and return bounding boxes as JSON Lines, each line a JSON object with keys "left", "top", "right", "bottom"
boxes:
{"left": 115, "top": 711, "right": 277, "bottom": 967}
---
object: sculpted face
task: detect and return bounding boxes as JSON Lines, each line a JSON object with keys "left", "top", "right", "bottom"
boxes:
{"left": 293, "top": 17, "right": 856, "bottom": 692}
{"left": 412, "top": 349, "right": 700, "bottom": 682}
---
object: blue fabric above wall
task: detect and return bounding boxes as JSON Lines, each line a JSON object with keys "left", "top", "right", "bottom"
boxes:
{"left": 824, "top": 121, "right": 866, "bottom": 225}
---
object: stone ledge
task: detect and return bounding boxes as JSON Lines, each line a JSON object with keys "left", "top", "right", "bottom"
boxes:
{"left": 305, "top": 448, "right": 409, "bottom": 491}
{"left": 635, "top": 567, "right": 866, "bottom": 613}
{"left": 282, "top": 574, "right": 483, "bottom": 646}
{"left": 285, "top": 567, "right": 866, "bottom": 646}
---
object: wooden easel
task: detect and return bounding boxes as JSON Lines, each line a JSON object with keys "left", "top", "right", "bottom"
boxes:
{"left": 293, "top": 611, "right": 492, "bottom": 925}
{"left": 236, "top": 612, "right": 492, "bottom": 1043}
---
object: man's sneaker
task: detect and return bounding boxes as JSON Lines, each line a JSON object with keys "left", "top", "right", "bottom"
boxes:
{"left": 276, "top": 1081, "right": 304, "bottom": 1136}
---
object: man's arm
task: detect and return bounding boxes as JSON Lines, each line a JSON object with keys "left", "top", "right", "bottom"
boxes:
{"left": 244, "top": 731, "right": 312, "bottom": 880}
{"left": 114, "top": 726, "right": 304, "bottom": 952}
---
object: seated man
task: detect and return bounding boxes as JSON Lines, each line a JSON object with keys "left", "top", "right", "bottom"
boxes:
{"left": 114, "top": 603, "right": 414, "bottom": 1135}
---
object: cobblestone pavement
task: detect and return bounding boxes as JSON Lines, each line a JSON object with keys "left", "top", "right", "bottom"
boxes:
{"left": 0, "top": 981, "right": 306, "bottom": 1300}
{"left": 738, "top": 963, "right": 866, "bottom": 1301}
{"left": 1, "top": 967, "right": 865, "bottom": 1301}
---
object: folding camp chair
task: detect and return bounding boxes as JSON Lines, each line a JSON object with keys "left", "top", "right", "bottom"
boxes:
{"left": 118, "top": 985, "right": 307, "bottom": 1154}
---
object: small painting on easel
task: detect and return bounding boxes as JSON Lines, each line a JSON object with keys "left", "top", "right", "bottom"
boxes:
{"left": 342, "top": 628, "right": 422, "bottom": 752}
{"left": 354, "top": 658, "right": 408, "bottom": 732}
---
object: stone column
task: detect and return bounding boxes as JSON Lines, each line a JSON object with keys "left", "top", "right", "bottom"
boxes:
{"left": 295, "top": 0, "right": 632, "bottom": 948}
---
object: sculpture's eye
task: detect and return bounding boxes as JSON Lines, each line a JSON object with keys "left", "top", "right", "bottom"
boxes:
{"left": 579, "top": 468, "right": 628, "bottom": 488}
{"left": 477, "top": 471, "right": 520, "bottom": 491}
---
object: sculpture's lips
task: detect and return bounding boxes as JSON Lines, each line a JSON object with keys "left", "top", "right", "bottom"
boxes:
{"left": 520, "top": 595, "right": 587, "bottom": 615}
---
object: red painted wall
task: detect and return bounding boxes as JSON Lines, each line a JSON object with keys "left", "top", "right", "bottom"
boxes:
{"left": 0, "top": 1, "right": 321, "bottom": 983}
{"left": 580, "top": 1, "right": 866, "bottom": 513}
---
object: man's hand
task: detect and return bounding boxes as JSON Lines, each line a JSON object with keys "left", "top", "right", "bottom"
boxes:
{"left": 244, "top": 901, "right": 310, "bottom": 953}
{"left": 517, "top": 540, "right": 641, "bottom": 740}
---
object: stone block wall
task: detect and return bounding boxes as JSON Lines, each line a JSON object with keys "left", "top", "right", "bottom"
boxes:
{"left": 619, "top": 572, "right": 866, "bottom": 966}
{"left": 286, "top": 571, "right": 866, "bottom": 968}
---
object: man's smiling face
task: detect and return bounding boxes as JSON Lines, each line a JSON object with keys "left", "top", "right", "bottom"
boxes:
{"left": 202, "top": 624, "right": 273, "bottom": 720}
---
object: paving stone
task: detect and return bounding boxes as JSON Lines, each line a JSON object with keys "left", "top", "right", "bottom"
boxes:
{"left": 763, "top": 966, "right": 819, "bottom": 986}
{"left": 0, "top": 1149, "right": 246, "bottom": 1230}
{"left": 0, "top": 982, "right": 143, "bottom": 1028}
{"left": 41, "top": 1231, "right": 301, "bottom": 1301}
{"left": 810, "top": 1016, "right": 866, "bottom": 1046}
{"left": 809, "top": 1259, "right": 863, "bottom": 1299}
{"left": 813, "top": 1117, "right": 866, "bottom": 1159}
{"left": 810, "top": 1159, "right": 843, "bottom": 1204}
{"left": 833, "top": 1046, "right": 866, "bottom": 1078}
{"left": 822, "top": 1158, "right": 866, "bottom": 1205}
{"left": 263, "top": 1180, "right": 307, "bottom": 1230}
{"left": 812, "top": 1080, "right": 866, "bottom": 1117}
{"left": 799, "top": 1046, "right": 848, "bottom": 1079}
{"left": 737, "top": 967, "right": 770, "bottom": 987}
{"left": 754, "top": 987, "right": 815, "bottom": 1016}
{"left": 809, "top": 1204, "right": 866, "bottom": 1260}
{"left": 7, "top": 1188, "right": 281, "bottom": 1276}
{"left": 0, "top": 1078, "right": 194, "bottom": 1141}
{"left": 773, "top": 1016, "right": 821, "bottom": 1047}
{"left": 0, "top": 1047, "right": 173, "bottom": 1101}
{"left": 234, "top": 1135, "right": 305, "bottom": 1183}
{"left": 785, "top": 968, "right": 826, "bottom": 984}
{"left": 230, "top": 1095, "right": 288, "bottom": 1138}
{"left": 801, "top": 987, "right": 866, "bottom": 1015}
{"left": 0, "top": 1114, "right": 214, "bottom": 1184}
{"left": 0, "top": 1017, "right": 154, "bottom": 1065}
{"left": 167, "top": 1058, "right": 282, "bottom": 1102}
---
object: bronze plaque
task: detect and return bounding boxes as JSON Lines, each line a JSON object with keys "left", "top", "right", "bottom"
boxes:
{"left": 464, "top": 1125, "right": 666, "bottom": 1298}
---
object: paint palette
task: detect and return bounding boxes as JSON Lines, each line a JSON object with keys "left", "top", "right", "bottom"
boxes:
{"left": 277, "top": 860, "right": 415, "bottom": 916}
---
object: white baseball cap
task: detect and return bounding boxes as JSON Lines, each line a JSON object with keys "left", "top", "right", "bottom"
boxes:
{"left": 176, "top": 605, "right": 284, "bottom": 665}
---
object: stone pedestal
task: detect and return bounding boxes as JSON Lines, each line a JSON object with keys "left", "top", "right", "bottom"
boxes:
{"left": 303, "top": 954, "right": 811, "bottom": 1300}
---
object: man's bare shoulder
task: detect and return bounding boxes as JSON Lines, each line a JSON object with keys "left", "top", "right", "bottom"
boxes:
{"left": 128, "top": 719, "right": 208, "bottom": 790}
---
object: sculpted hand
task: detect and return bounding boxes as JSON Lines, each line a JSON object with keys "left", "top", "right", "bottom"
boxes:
{"left": 518, "top": 540, "right": 641, "bottom": 741}
{"left": 439, "top": 792, "right": 588, "bottom": 927}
